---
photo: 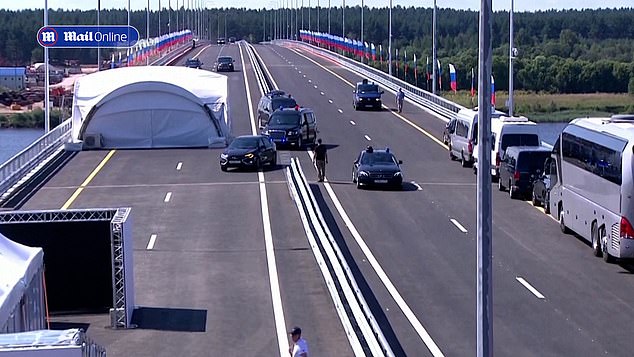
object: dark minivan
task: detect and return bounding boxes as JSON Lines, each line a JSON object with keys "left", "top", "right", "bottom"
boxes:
{"left": 257, "top": 90, "right": 297, "bottom": 130}
{"left": 261, "top": 107, "right": 317, "bottom": 148}
{"left": 498, "top": 146, "right": 552, "bottom": 199}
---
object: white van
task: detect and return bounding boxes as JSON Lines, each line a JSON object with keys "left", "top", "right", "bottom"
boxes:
{"left": 448, "top": 108, "right": 505, "bottom": 167}
{"left": 473, "top": 115, "right": 540, "bottom": 179}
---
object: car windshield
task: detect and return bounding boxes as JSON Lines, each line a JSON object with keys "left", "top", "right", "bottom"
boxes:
{"left": 517, "top": 151, "right": 551, "bottom": 172}
{"left": 269, "top": 112, "right": 300, "bottom": 125}
{"left": 501, "top": 134, "right": 539, "bottom": 151}
{"left": 218, "top": 57, "right": 232, "bottom": 63}
{"left": 229, "top": 137, "right": 259, "bottom": 149}
{"left": 361, "top": 152, "right": 396, "bottom": 165}
{"left": 358, "top": 84, "right": 379, "bottom": 93}
{"left": 271, "top": 97, "right": 297, "bottom": 109}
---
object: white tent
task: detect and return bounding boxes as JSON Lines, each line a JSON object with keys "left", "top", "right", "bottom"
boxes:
{"left": 70, "top": 66, "right": 231, "bottom": 149}
{"left": 0, "top": 234, "right": 45, "bottom": 333}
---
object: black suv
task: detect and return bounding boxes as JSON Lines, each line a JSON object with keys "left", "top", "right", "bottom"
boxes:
{"left": 353, "top": 79, "right": 384, "bottom": 110}
{"left": 261, "top": 107, "right": 317, "bottom": 148}
{"left": 185, "top": 58, "right": 202, "bottom": 69}
{"left": 220, "top": 135, "right": 277, "bottom": 171}
{"left": 352, "top": 146, "right": 403, "bottom": 189}
{"left": 217, "top": 37, "right": 226, "bottom": 45}
{"left": 215, "top": 56, "right": 235, "bottom": 72}
{"left": 257, "top": 90, "right": 297, "bottom": 129}
{"left": 498, "top": 146, "right": 552, "bottom": 199}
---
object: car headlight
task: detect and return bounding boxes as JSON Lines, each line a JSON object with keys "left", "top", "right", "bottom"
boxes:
{"left": 287, "top": 130, "right": 298, "bottom": 135}
{"left": 375, "top": 98, "right": 380, "bottom": 101}
{"left": 359, "top": 171, "right": 369, "bottom": 177}
{"left": 393, "top": 171, "right": 402, "bottom": 177}
{"left": 262, "top": 129, "right": 270, "bottom": 135}
{"left": 220, "top": 153, "right": 228, "bottom": 159}
{"left": 245, "top": 153, "right": 255, "bottom": 158}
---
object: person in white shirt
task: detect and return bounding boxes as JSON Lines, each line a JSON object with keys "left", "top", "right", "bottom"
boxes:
{"left": 288, "top": 326, "right": 309, "bottom": 357}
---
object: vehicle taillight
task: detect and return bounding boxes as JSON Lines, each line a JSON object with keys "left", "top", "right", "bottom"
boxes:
{"left": 514, "top": 171, "right": 520, "bottom": 180}
{"left": 468, "top": 140, "right": 473, "bottom": 154}
{"left": 620, "top": 216, "right": 634, "bottom": 239}
{"left": 495, "top": 154, "right": 500, "bottom": 167}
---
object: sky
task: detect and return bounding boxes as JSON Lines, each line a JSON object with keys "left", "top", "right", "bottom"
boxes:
{"left": 1, "top": 0, "right": 631, "bottom": 12}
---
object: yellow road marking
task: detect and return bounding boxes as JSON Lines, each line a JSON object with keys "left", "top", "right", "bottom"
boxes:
{"left": 61, "top": 150, "right": 116, "bottom": 209}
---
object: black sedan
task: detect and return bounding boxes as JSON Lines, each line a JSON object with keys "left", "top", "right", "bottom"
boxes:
{"left": 215, "top": 56, "right": 235, "bottom": 72}
{"left": 220, "top": 135, "right": 277, "bottom": 171}
{"left": 352, "top": 146, "right": 403, "bottom": 189}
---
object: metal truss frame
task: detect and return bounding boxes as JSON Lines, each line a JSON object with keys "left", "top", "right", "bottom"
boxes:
{"left": 0, "top": 207, "right": 133, "bottom": 329}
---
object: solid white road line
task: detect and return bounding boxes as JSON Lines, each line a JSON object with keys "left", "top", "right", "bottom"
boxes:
{"left": 164, "top": 192, "right": 172, "bottom": 203}
{"left": 176, "top": 162, "right": 183, "bottom": 171}
{"left": 146, "top": 234, "right": 157, "bottom": 250}
{"left": 350, "top": 120, "right": 356, "bottom": 126}
{"left": 516, "top": 277, "right": 546, "bottom": 299}
{"left": 364, "top": 135, "right": 372, "bottom": 141}
{"left": 307, "top": 152, "right": 445, "bottom": 357}
{"left": 240, "top": 43, "right": 288, "bottom": 356}
{"left": 450, "top": 218, "right": 468, "bottom": 233}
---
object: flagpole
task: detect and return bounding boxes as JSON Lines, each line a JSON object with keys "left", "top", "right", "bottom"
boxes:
{"left": 432, "top": 0, "right": 437, "bottom": 94}
{"left": 44, "top": 0, "right": 50, "bottom": 133}
{"left": 509, "top": 0, "right": 515, "bottom": 116}
{"left": 360, "top": 0, "right": 363, "bottom": 62}
{"left": 388, "top": 0, "right": 392, "bottom": 77}
{"left": 97, "top": 0, "right": 101, "bottom": 70}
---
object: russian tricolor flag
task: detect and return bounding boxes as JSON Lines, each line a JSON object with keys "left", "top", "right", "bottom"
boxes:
{"left": 449, "top": 64, "right": 457, "bottom": 93}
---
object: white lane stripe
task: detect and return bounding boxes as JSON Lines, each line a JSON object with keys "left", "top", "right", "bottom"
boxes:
{"left": 176, "top": 162, "right": 183, "bottom": 171}
{"left": 308, "top": 149, "right": 445, "bottom": 357}
{"left": 240, "top": 43, "right": 287, "bottom": 356}
{"left": 308, "top": 79, "right": 312, "bottom": 83}
{"left": 164, "top": 192, "right": 172, "bottom": 203}
{"left": 328, "top": 99, "right": 333, "bottom": 103}
{"left": 364, "top": 135, "right": 372, "bottom": 141}
{"left": 450, "top": 218, "right": 468, "bottom": 233}
{"left": 338, "top": 109, "right": 344, "bottom": 113}
{"left": 350, "top": 120, "right": 356, "bottom": 125}
{"left": 516, "top": 277, "right": 545, "bottom": 299}
{"left": 146, "top": 234, "right": 157, "bottom": 250}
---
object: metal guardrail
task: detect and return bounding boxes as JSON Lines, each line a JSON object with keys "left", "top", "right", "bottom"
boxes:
{"left": 279, "top": 40, "right": 466, "bottom": 121}
{"left": 0, "top": 118, "right": 72, "bottom": 199}
{"left": 286, "top": 158, "right": 394, "bottom": 357}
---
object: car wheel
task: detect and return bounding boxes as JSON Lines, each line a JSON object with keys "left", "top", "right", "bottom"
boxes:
{"left": 592, "top": 222, "right": 602, "bottom": 257}
{"left": 461, "top": 152, "right": 469, "bottom": 168}
{"left": 473, "top": 165, "right": 477, "bottom": 175}
{"left": 271, "top": 154, "right": 277, "bottom": 167}
{"left": 559, "top": 205, "right": 569, "bottom": 234}
{"left": 352, "top": 170, "right": 357, "bottom": 183}
{"left": 356, "top": 179, "right": 362, "bottom": 189}
{"left": 531, "top": 191, "right": 539, "bottom": 206}
{"left": 601, "top": 226, "right": 615, "bottom": 263}
{"left": 448, "top": 145, "right": 456, "bottom": 161}
{"left": 509, "top": 181, "right": 517, "bottom": 199}
{"left": 255, "top": 157, "right": 262, "bottom": 170}
{"left": 221, "top": 165, "right": 227, "bottom": 172}
{"left": 544, "top": 196, "right": 551, "bottom": 214}
{"left": 297, "top": 136, "right": 303, "bottom": 149}
{"left": 498, "top": 177, "right": 505, "bottom": 191}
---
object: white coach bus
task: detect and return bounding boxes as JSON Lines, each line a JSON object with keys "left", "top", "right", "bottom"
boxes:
{"left": 549, "top": 115, "right": 634, "bottom": 263}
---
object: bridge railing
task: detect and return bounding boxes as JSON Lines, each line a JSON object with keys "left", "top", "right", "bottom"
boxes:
{"left": 279, "top": 40, "right": 465, "bottom": 121}
{"left": 0, "top": 118, "right": 72, "bottom": 199}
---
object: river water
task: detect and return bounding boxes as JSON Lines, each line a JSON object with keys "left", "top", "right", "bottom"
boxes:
{"left": 0, "top": 122, "right": 569, "bottom": 165}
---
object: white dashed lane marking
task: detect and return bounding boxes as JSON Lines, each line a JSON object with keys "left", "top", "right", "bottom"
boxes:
{"left": 364, "top": 135, "right": 372, "bottom": 141}
{"left": 164, "top": 192, "right": 172, "bottom": 203}
{"left": 350, "top": 120, "right": 356, "bottom": 125}
{"left": 450, "top": 218, "right": 468, "bottom": 233}
{"left": 146, "top": 234, "right": 157, "bottom": 250}
{"left": 176, "top": 162, "right": 183, "bottom": 170}
{"left": 516, "top": 277, "right": 546, "bottom": 299}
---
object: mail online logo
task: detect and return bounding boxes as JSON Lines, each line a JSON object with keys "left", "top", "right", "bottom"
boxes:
{"left": 37, "top": 27, "right": 58, "bottom": 47}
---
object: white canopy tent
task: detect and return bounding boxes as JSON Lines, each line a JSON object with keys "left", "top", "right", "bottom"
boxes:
{"left": 70, "top": 66, "right": 231, "bottom": 149}
{"left": 0, "top": 234, "right": 45, "bottom": 334}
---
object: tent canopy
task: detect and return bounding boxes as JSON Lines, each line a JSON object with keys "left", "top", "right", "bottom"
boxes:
{"left": 0, "top": 233, "right": 43, "bottom": 331}
{"left": 70, "top": 66, "right": 231, "bottom": 149}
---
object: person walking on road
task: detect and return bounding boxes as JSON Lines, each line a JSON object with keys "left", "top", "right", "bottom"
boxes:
{"left": 288, "top": 326, "right": 309, "bottom": 357}
{"left": 396, "top": 88, "right": 405, "bottom": 113}
{"left": 313, "top": 138, "right": 328, "bottom": 182}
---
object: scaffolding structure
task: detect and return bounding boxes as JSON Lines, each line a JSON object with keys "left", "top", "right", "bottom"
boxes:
{"left": 0, "top": 207, "right": 134, "bottom": 329}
